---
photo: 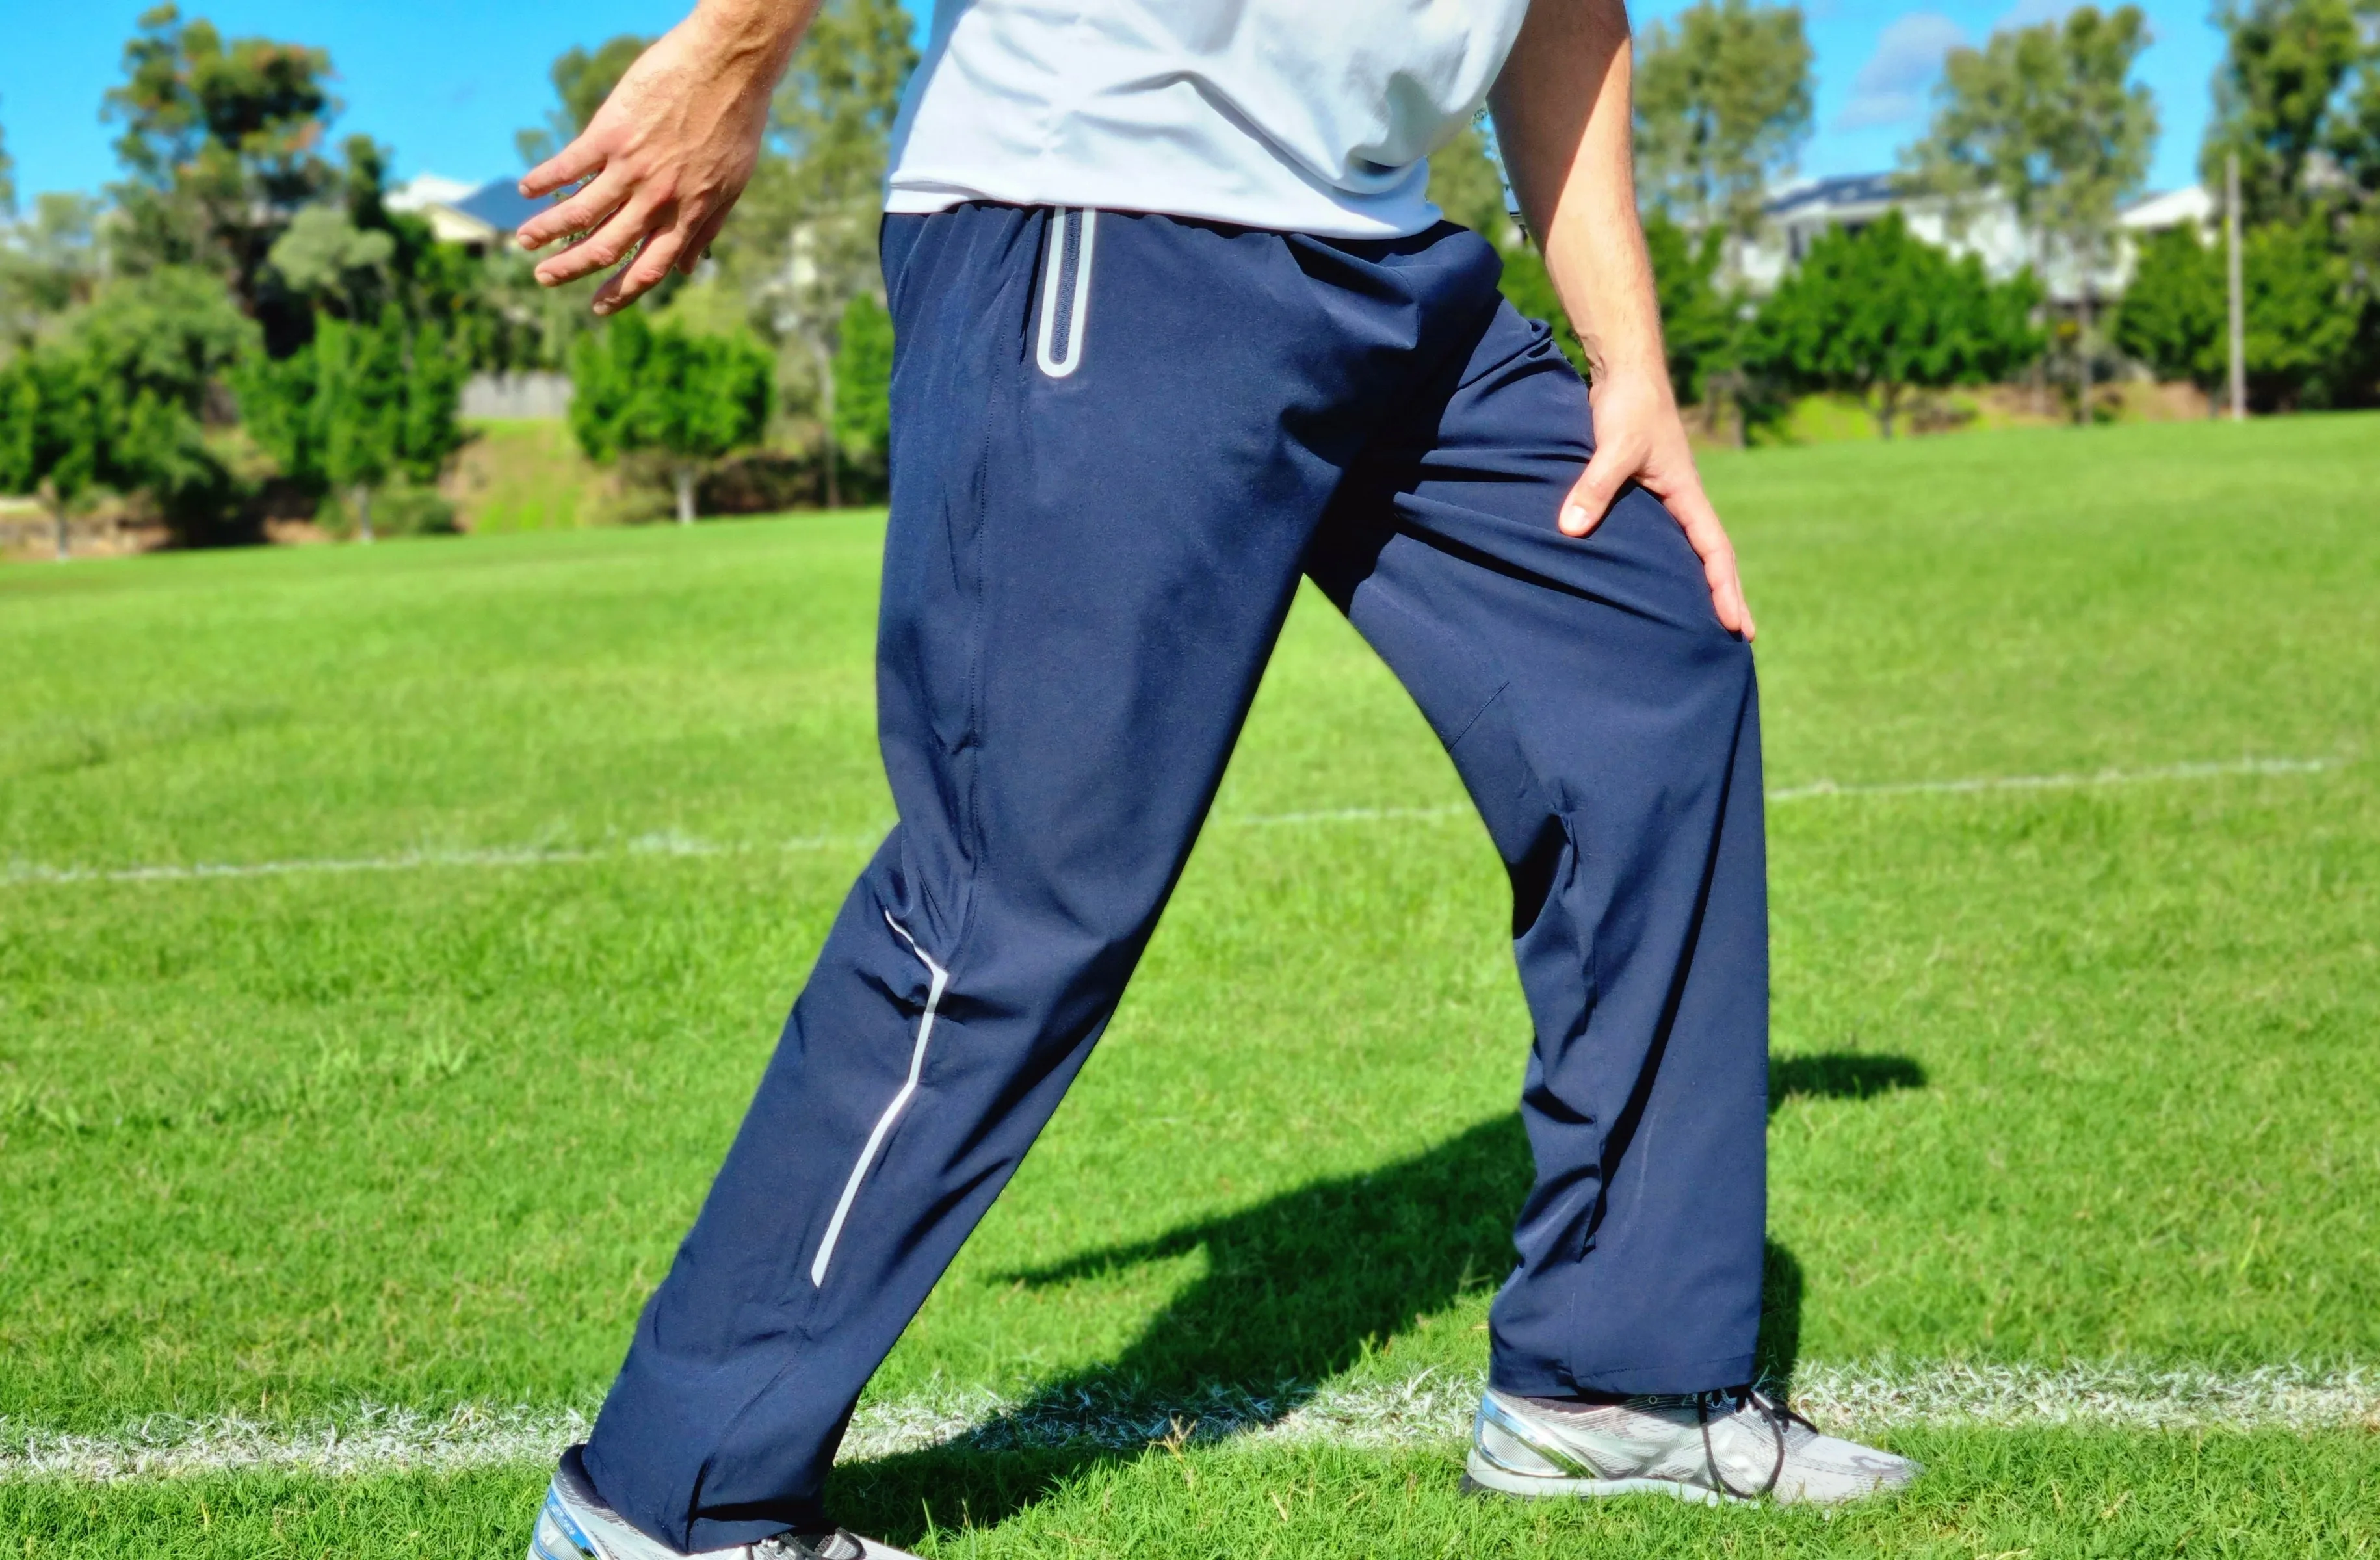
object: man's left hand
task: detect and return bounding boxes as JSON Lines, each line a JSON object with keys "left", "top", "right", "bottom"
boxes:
{"left": 1558, "top": 370, "right": 1755, "bottom": 641}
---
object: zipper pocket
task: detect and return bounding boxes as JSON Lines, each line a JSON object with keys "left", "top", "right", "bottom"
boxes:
{"left": 1034, "top": 207, "right": 1099, "bottom": 379}
{"left": 809, "top": 912, "right": 949, "bottom": 1287}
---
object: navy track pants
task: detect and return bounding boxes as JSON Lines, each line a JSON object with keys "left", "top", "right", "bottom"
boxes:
{"left": 585, "top": 203, "right": 1768, "bottom": 1548}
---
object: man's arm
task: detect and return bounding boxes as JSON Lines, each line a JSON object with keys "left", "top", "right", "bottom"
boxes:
{"left": 514, "top": 0, "right": 819, "bottom": 315}
{"left": 1489, "top": 0, "right": 1753, "bottom": 638}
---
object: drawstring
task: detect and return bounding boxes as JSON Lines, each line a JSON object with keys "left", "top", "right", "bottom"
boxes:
{"left": 1695, "top": 1386, "right": 1814, "bottom": 1499}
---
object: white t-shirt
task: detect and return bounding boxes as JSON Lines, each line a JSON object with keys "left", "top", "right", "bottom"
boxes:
{"left": 884, "top": 0, "right": 1533, "bottom": 239}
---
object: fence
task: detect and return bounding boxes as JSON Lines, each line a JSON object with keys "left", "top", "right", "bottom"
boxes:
{"left": 460, "top": 372, "right": 575, "bottom": 421}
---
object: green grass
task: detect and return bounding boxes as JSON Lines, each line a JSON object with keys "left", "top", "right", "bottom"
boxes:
{"left": 3, "top": 414, "right": 2377, "bottom": 1554}
{"left": 10, "top": 1430, "right": 2380, "bottom": 1559}
{"left": 444, "top": 419, "right": 610, "bottom": 533}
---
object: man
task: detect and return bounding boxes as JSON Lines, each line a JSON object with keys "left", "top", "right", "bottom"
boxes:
{"left": 516, "top": 2, "right": 1918, "bottom": 1555}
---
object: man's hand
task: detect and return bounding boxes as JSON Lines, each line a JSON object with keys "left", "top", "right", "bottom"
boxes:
{"left": 1563, "top": 372, "right": 1753, "bottom": 640}
{"left": 1491, "top": 0, "right": 1754, "bottom": 640}
{"left": 515, "top": 0, "right": 815, "bottom": 314}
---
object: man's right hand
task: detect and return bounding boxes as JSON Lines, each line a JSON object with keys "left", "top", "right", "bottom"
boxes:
{"left": 515, "top": 0, "right": 818, "bottom": 315}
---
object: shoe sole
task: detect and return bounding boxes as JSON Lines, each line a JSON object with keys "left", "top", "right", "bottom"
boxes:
{"left": 530, "top": 1470, "right": 927, "bottom": 1560}
{"left": 1461, "top": 1455, "right": 1733, "bottom": 1506}
{"left": 529, "top": 1488, "right": 597, "bottom": 1560}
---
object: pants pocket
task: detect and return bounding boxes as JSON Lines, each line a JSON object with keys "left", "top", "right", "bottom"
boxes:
{"left": 1034, "top": 207, "right": 1099, "bottom": 379}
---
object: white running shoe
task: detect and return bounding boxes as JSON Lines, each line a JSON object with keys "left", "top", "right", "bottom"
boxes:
{"left": 529, "top": 1444, "right": 919, "bottom": 1560}
{"left": 1463, "top": 1386, "right": 1919, "bottom": 1505}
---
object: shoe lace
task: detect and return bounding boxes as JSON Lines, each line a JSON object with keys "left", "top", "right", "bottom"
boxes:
{"left": 752, "top": 1531, "right": 862, "bottom": 1560}
{"left": 1694, "top": 1386, "right": 1819, "bottom": 1500}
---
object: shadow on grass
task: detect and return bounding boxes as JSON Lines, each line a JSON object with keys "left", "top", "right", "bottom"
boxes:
{"left": 1769, "top": 1052, "right": 1928, "bottom": 1113}
{"left": 829, "top": 1113, "right": 1820, "bottom": 1542}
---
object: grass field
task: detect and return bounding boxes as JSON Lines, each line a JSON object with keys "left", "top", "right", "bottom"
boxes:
{"left": 3, "top": 414, "right": 2377, "bottom": 1556}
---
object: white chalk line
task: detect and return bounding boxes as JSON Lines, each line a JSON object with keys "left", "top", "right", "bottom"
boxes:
{"left": 1, "top": 755, "right": 2347, "bottom": 890}
{"left": 0, "top": 830, "right": 883, "bottom": 888}
{"left": 1766, "top": 753, "right": 2345, "bottom": 803}
{"left": 5, "top": 1362, "right": 2373, "bottom": 1484}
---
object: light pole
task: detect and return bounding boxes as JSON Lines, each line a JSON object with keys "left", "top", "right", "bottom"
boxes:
{"left": 2225, "top": 151, "right": 2245, "bottom": 422}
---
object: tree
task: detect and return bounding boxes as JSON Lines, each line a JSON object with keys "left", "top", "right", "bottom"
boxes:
{"left": 0, "top": 347, "right": 109, "bottom": 560}
{"left": 1, "top": 195, "right": 107, "bottom": 357}
{"left": 516, "top": 35, "right": 653, "bottom": 169}
{"left": 2197, "top": 0, "right": 2380, "bottom": 408}
{"left": 1903, "top": 6, "right": 2157, "bottom": 420}
{"left": 0, "top": 105, "right": 16, "bottom": 218}
{"left": 1633, "top": 0, "right": 1814, "bottom": 240}
{"left": 2113, "top": 224, "right": 2227, "bottom": 395}
{"left": 69, "top": 265, "right": 255, "bottom": 413}
{"left": 2201, "top": 0, "right": 2368, "bottom": 223}
{"left": 2237, "top": 216, "right": 2369, "bottom": 407}
{"left": 66, "top": 267, "right": 252, "bottom": 543}
{"left": 570, "top": 312, "right": 774, "bottom": 523}
{"left": 1424, "top": 127, "right": 1748, "bottom": 416}
{"left": 0, "top": 266, "right": 256, "bottom": 554}
{"left": 713, "top": 0, "right": 918, "bottom": 505}
{"left": 103, "top": 5, "right": 338, "bottom": 310}
{"left": 831, "top": 291, "right": 894, "bottom": 472}
{"left": 2331, "top": 6, "right": 2380, "bottom": 205}
{"left": 1746, "top": 212, "right": 2043, "bottom": 437}
{"left": 1643, "top": 213, "right": 1741, "bottom": 419}
{"left": 239, "top": 306, "right": 465, "bottom": 540}
{"left": 2116, "top": 215, "right": 2373, "bottom": 410}
{"left": 265, "top": 203, "right": 397, "bottom": 320}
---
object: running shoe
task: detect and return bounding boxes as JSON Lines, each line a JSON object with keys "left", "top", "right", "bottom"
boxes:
{"left": 529, "top": 1444, "right": 917, "bottom": 1560}
{"left": 1462, "top": 1385, "right": 1918, "bottom": 1505}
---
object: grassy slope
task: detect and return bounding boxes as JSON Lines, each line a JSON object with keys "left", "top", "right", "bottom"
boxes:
{"left": 3, "top": 415, "right": 2376, "bottom": 1553}
{"left": 443, "top": 419, "right": 610, "bottom": 534}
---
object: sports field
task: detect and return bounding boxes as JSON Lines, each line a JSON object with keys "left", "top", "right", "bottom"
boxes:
{"left": 3, "top": 414, "right": 2376, "bottom": 1556}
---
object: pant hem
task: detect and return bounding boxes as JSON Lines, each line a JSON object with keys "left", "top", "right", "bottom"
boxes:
{"left": 1490, "top": 1350, "right": 1757, "bottom": 1399}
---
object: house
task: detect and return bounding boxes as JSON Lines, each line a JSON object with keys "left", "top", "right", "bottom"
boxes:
{"left": 387, "top": 174, "right": 555, "bottom": 255}
{"left": 1736, "top": 172, "right": 2217, "bottom": 302}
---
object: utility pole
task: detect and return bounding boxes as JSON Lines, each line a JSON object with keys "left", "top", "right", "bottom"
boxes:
{"left": 44, "top": 480, "right": 68, "bottom": 563}
{"left": 2224, "top": 151, "right": 2245, "bottom": 421}
{"left": 811, "top": 335, "right": 839, "bottom": 510}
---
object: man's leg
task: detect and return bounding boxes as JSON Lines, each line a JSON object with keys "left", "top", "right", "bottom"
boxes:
{"left": 1307, "top": 294, "right": 1768, "bottom": 1399}
{"left": 578, "top": 205, "right": 1487, "bottom": 1549}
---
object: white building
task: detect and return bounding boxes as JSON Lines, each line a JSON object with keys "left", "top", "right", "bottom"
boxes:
{"left": 1736, "top": 173, "right": 2217, "bottom": 302}
{"left": 387, "top": 174, "right": 554, "bottom": 255}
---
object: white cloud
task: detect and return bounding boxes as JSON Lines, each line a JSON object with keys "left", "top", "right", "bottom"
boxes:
{"left": 1834, "top": 12, "right": 1967, "bottom": 131}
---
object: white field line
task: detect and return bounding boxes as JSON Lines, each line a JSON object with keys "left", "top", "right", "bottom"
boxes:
{"left": 1765, "top": 753, "right": 2346, "bottom": 803}
{"left": 6, "top": 1362, "right": 2374, "bottom": 1483}
{"left": 0, "top": 755, "right": 2347, "bottom": 891}
{"left": 0, "top": 831, "right": 882, "bottom": 888}
{"left": 1229, "top": 804, "right": 1472, "bottom": 827}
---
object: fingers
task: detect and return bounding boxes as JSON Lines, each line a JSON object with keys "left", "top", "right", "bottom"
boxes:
{"left": 534, "top": 192, "right": 669, "bottom": 288}
{"left": 675, "top": 206, "right": 731, "bottom": 276}
{"left": 593, "top": 221, "right": 689, "bottom": 314}
{"left": 1666, "top": 480, "right": 1755, "bottom": 640}
{"left": 520, "top": 136, "right": 608, "bottom": 202}
{"left": 517, "top": 164, "right": 633, "bottom": 255}
{"left": 1558, "top": 443, "right": 1630, "bottom": 538}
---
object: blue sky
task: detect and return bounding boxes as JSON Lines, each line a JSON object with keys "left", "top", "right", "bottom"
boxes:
{"left": 0, "top": 0, "right": 2220, "bottom": 205}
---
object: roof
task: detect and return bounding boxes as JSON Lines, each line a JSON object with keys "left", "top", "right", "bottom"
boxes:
{"left": 2118, "top": 186, "right": 2216, "bottom": 229}
{"left": 451, "top": 180, "right": 554, "bottom": 239}
{"left": 382, "top": 174, "right": 555, "bottom": 244}
{"left": 1764, "top": 172, "right": 1902, "bottom": 219}
{"left": 386, "top": 173, "right": 477, "bottom": 211}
